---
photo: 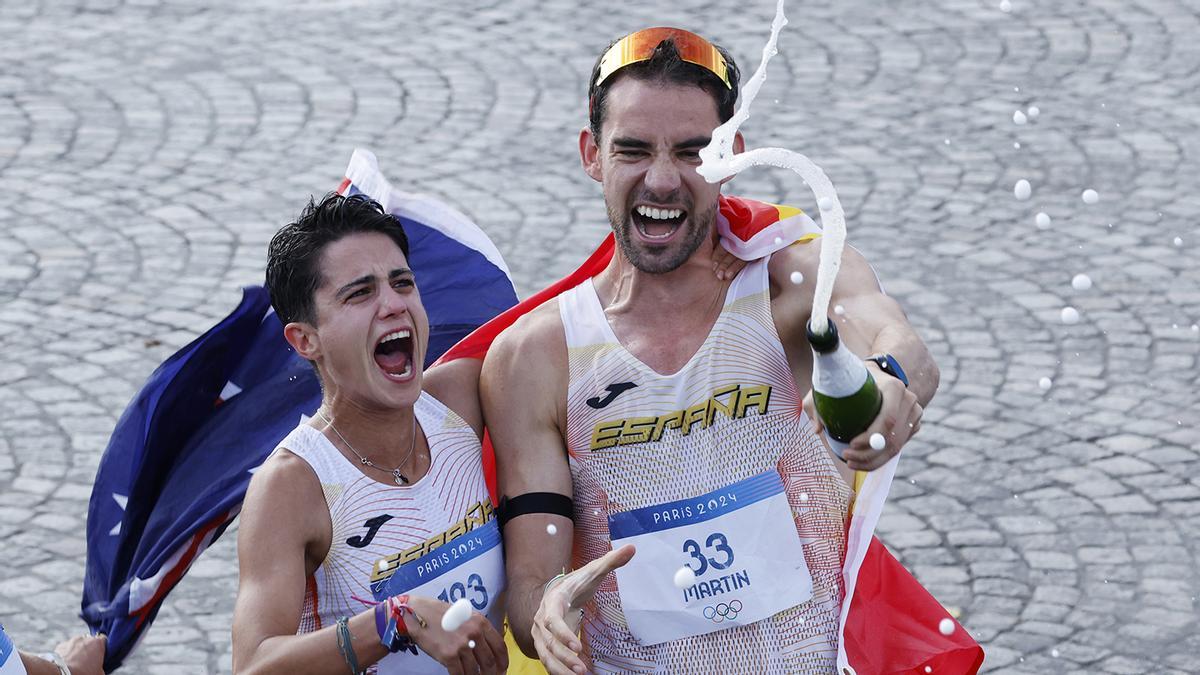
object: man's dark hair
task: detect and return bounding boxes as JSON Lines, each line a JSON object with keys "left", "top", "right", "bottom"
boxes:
{"left": 587, "top": 35, "right": 741, "bottom": 141}
{"left": 265, "top": 192, "right": 410, "bottom": 326}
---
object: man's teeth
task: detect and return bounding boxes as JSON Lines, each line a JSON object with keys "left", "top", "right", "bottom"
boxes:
{"left": 635, "top": 205, "right": 683, "bottom": 220}
{"left": 380, "top": 329, "right": 411, "bottom": 344}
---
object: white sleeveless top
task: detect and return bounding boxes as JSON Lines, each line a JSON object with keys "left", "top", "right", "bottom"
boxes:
{"left": 559, "top": 257, "right": 852, "bottom": 673}
{"left": 279, "top": 391, "right": 499, "bottom": 673}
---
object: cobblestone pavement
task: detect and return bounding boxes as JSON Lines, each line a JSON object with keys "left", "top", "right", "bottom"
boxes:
{"left": 1, "top": 0, "right": 1197, "bottom": 672}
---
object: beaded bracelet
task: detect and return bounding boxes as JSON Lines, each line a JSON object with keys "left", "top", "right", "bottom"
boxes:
{"left": 335, "top": 616, "right": 360, "bottom": 675}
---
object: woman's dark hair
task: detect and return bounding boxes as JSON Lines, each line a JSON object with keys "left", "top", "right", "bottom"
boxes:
{"left": 265, "top": 192, "right": 410, "bottom": 326}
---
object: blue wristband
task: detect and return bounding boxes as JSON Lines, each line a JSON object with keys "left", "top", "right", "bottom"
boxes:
{"left": 867, "top": 354, "right": 908, "bottom": 387}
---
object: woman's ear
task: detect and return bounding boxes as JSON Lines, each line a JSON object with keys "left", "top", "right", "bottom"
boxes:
{"left": 283, "top": 321, "right": 320, "bottom": 361}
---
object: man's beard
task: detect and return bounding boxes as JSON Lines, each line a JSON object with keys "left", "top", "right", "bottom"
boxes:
{"left": 608, "top": 199, "right": 716, "bottom": 275}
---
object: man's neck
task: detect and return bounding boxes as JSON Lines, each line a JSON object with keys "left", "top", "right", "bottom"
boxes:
{"left": 590, "top": 235, "right": 734, "bottom": 375}
{"left": 593, "top": 235, "right": 728, "bottom": 319}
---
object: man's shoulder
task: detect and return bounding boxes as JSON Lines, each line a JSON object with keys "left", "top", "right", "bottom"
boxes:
{"left": 488, "top": 296, "right": 565, "bottom": 361}
{"left": 766, "top": 237, "right": 822, "bottom": 282}
{"left": 481, "top": 295, "right": 567, "bottom": 404}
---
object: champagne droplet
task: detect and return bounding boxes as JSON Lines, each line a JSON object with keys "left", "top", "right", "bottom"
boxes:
{"left": 547, "top": 524, "right": 557, "bottom": 535}
{"left": 673, "top": 566, "right": 697, "bottom": 589}
{"left": 1014, "top": 179, "right": 1032, "bottom": 200}
{"left": 441, "top": 598, "right": 473, "bottom": 632}
{"left": 1061, "top": 307, "right": 1080, "bottom": 324}
{"left": 790, "top": 271, "right": 804, "bottom": 285}
{"left": 1081, "top": 189, "right": 1099, "bottom": 204}
{"left": 939, "top": 618, "right": 955, "bottom": 635}
{"left": 1071, "top": 274, "right": 1092, "bottom": 291}
{"left": 869, "top": 433, "right": 886, "bottom": 451}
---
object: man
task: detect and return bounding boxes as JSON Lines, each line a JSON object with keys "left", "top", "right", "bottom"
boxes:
{"left": 0, "top": 626, "right": 105, "bottom": 675}
{"left": 231, "top": 193, "right": 508, "bottom": 674}
{"left": 481, "top": 28, "right": 938, "bottom": 673}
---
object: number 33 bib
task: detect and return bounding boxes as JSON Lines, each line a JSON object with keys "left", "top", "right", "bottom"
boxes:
{"left": 608, "top": 470, "right": 812, "bottom": 645}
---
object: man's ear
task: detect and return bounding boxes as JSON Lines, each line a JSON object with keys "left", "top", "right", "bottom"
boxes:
{"left": 283, "top": 321, "right": 320, "bottom": 361}
{"left": 580, "top": 127, "right": 603, "bottom": 183}
{"left": 718, "top": 131, "right": 747, "bottom": 187}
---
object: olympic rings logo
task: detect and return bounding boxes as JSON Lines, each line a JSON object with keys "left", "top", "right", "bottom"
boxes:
{"left": 702, "top": 599, "right": 743, "bottom": 623}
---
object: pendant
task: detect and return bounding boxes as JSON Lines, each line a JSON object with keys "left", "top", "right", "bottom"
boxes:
{"left": 393, "top": 470, "right": 408, "bottom": 485}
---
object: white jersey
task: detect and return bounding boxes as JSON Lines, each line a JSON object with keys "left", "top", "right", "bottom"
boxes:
{"left": 280, "top": 391, "right": 500, "bottom": 673}
{"left": 559, "top": 257, "right": 852, "bottom": 673}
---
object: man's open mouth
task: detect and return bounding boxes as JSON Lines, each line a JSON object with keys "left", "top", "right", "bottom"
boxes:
{"left": 632, "top": 204, "right": 686, "bottom": 241}
{"left": 373, "top": 328, "right": 415, "bottom": 380}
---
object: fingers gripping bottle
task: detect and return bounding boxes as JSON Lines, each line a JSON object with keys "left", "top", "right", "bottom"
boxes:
{"left": 806, "top": 318, "right": 882, "bottom": 461}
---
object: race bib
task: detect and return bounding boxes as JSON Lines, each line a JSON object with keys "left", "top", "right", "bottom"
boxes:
{"left": 372, "top": 520, "right": 505, "bottom": 674}
{"left": 0, "top": 624, "right": 27, "bottom": 675}
{"left": 609, "top": 470, "right": 812, "bottom": 645}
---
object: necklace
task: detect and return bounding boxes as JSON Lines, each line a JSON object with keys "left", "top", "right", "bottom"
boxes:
{"left": 318, "top": 411, "right": 418, "bottom": 485}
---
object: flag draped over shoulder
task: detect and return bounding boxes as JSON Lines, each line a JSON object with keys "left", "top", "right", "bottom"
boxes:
{"left": 81, "top": 149, "right": 518, "bottom": 671}
{"left": 436, "top": 193, "right": 983, "bottom": 675}
{"left": 83, "top": 148, "right": 980, "bottom": 674}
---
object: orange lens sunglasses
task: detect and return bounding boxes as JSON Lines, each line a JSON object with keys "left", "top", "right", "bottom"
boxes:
{"left": 594, "top": 27, "right": 732, "bottom": 90}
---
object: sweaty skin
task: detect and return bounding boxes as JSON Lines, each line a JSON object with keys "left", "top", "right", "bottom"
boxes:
{"left": 481, "top": 78, "right": 937, "bottom": 674}
{"left": 17, "top": 634, "right": 107, "bottom": 675}
{"left": 232, "top": 233, "right": 507, "bottom": 675}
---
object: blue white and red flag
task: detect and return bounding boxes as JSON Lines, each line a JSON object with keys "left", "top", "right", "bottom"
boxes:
{"left": 83, "top": 149, "right": 980, "bottom": 673}
{"left": 81, "top": 149, "right": 517, "bottom": 671}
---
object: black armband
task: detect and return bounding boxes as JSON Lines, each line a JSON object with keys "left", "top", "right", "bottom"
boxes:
{"left": 497, "top": 492, "right": 574, "bottom": 528}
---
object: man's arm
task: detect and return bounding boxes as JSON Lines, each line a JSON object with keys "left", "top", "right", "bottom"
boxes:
{"left": 480, "top": 305, "right": 574, "bottom": 658}
{"left": 821, "top": 245, "right": 939, "bottom": 407}
{"left": 773, "top": 243, "right": 939, "bottom": 470}
{"left": 483, "top": 304, "right": 637, "bottom": 675}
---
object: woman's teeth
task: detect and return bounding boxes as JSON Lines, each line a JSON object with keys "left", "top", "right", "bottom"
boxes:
{"left": 379, "top": 329, "right": 410, "bottom": 344}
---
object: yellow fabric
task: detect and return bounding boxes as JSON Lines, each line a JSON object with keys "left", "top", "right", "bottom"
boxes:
{"left": 504, "top": 625, "right": 548, "bottom": 674}
{"left": 774, "top": 203, "right": 803, "bottom": 220}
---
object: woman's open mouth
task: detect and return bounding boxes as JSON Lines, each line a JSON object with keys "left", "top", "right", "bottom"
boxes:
{"left": 373, "top": 328, "right": 415, "bottom": 381}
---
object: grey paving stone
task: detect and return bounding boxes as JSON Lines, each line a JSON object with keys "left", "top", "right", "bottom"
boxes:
{"left": 2, "top": 0, "right": 1198, "bottom": 672}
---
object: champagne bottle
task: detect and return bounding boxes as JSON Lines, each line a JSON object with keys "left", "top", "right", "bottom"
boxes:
{"left": 807, "top": 318, "right": 882, "bottom": 460}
